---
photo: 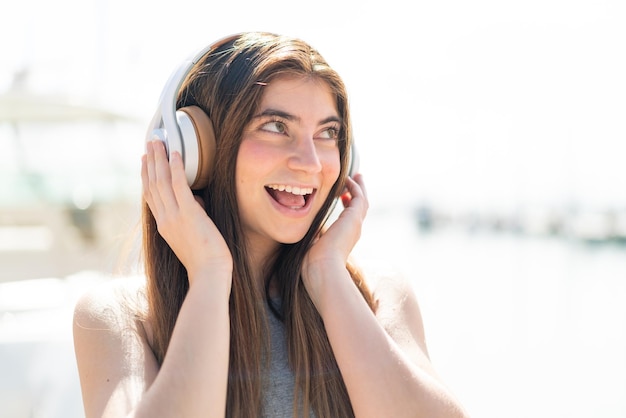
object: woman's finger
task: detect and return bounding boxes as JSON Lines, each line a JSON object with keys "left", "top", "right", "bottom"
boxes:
{"left": 141, "top": 153, "right": 154, "bottom": 207}
{"left": 352, "top": 173, "right": 368, "bottom": 201}
{"left": 341, "top": 174, "right": 368, "bottom": 211}
{"left": 152, "top": 140, "right": 179, "bottom": 212}
{"left": 144, "top": 141, "right": 166, "bottom": 216}
{"left": 169, "top": 149, "right": 199, "bottom": 211}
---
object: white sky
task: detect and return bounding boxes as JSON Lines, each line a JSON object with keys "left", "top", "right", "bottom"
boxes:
{"left": 2, "top": 0, "right": 625, "bottom": 212}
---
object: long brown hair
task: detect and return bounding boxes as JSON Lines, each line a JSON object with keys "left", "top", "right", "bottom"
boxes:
{"left": 142, "top": 32, "right": 375, "bottom": 418}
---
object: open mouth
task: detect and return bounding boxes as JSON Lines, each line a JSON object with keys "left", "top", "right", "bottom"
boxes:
{"left": 265, "top": 184, "right": 315, "bottom": 210}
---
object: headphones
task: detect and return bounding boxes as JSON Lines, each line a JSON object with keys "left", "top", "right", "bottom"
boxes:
{"left": 146, "top": 34, "right": 359, "bottom": 191}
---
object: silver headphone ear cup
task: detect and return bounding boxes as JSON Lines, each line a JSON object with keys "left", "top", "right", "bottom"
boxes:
{"left": 177, "top": 106, "right": 216, "bottom": 189}
{"left": 175, "top": 110, "right": 200, "bottom": 186}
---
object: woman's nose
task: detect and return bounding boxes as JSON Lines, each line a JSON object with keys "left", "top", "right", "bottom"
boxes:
{"left": 287, "top": 136, "right": 323, "bottom": 174}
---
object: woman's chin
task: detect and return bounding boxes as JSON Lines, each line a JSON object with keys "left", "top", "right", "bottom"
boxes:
{"left": 273, "top": 227, "right": 311, "bottom": 245}
{"left": 277, "top": 234, "right": 307, "bottom": 245}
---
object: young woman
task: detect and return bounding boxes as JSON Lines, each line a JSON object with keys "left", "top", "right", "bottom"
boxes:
{"left": 73, "top": 32, "right": 468, "bottom": 418}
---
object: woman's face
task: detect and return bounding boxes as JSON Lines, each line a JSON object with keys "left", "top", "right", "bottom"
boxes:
{"left": 236, "top": 74, "right": 342, "bottom": 251}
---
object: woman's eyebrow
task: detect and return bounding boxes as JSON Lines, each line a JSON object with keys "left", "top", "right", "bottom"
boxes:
{"left": 253, "top": 108, "right": 297, "bottom": 121}
{"left": 319, "top": 115, "right": 342, "bottom": 125}
{"left": 252, "top": 108, "right": 342, "bottom": 125}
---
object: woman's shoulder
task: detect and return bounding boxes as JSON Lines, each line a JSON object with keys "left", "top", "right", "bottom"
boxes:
{"left": 73, "top": 275, "right": 161, "bottom": 416}
{"left": 359, "top": 260, "right": 430, "bottom": 357}
{"left": 73, "top": 274, "right": 149, "bottom": 337}
{"left": 359, "top": 260, "right": 415, "bottom": 307}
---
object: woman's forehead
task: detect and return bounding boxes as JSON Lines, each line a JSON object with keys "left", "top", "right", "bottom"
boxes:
{"left": 255, "top": 74, "right": 338, "bottom": 117}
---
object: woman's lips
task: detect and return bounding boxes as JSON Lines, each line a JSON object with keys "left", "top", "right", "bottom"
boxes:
{"left": 265, "top": 185, "right": 316, "bottom": 211}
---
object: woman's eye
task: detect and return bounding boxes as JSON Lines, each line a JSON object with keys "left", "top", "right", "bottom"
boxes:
{"left": 261, "top": 121, "right": 287, "bottom": 134}
{"left": 319, "top": 127, "right": 339, "bottom": 140}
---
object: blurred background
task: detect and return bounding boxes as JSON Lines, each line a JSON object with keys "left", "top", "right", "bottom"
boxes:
{"left": 1, "top": 0, "right": 625, "bottom": 417}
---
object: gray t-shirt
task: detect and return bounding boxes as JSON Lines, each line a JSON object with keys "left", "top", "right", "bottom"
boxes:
{"left": 262, "top": 305, "right": 315, "bottom": 418}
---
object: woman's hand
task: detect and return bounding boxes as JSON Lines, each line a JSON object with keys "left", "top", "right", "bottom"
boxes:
{"left": 142, "top": 140, "right": 233, "bottom": 287}
{"left": 302, "top": 174, "right": 369, "bottom": 306}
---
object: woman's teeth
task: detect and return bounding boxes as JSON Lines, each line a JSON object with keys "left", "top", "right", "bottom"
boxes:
{"left": 266, "top": 184, "right": 313, "bottom": 195}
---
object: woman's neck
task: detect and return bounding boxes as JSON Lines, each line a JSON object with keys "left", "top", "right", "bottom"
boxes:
{"left": 245, "top": 235, "right": 281, "bottom": 292}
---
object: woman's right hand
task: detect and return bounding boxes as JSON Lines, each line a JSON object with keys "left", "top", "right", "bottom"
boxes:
{"left": 142, "top": 140, "right": 233, "bottom": 288}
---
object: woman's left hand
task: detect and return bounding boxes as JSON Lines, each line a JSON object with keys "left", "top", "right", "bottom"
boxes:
{"left": 302, "top": 173, "right": 368, "bottom": 305}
